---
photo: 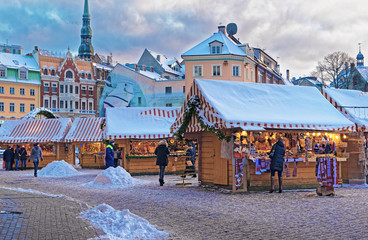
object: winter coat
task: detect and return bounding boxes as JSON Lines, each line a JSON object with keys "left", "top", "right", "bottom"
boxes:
{"left": 3, "top": 148, "right": 14, "bottom": 163}
{"left": 155, "top": 141, "right": 170, "bottom": 166}
{"left": 105, "top": 144, "right": 114, "bottom": 168}
{"left": 14, "top": 147, "right": 20, "bottom": 160}
{"left": 20, "top": 147, "right": 27, "bottom": 161}
{"left": 30, "top": 146, "right": 43, "bottom": 163}
{"left": 270, "top": 139, "right": 285, "bottom": 172}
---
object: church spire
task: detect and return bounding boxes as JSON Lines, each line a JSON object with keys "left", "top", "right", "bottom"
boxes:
{"left": 357, "top": 43, "right": 364, "bottom": 67}
{"left": 78, "top": 0, "right": 94, "bottom": 61}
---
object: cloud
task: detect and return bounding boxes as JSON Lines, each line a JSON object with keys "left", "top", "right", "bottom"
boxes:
{"left": 1, "top": 0, "right": 368, "bottom": 79}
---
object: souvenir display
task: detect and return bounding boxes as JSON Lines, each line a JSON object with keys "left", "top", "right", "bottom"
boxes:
{"left": 233, "top": 133, "right": 248, "bottom": 190}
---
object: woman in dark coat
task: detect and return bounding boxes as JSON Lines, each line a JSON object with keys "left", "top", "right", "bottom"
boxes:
{"left": 269, "top": 138, "right": 285, "bottom": 193}
{"left": 20, "top": 145, "right": 28, "bottom": 170}
{"left": 154, "top": 139, "right": 170, "bottom": 186}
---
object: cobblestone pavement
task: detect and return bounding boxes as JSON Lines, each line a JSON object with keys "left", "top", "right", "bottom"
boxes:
{"left": 0, "top": 170, "right": 367, "bottom": 239}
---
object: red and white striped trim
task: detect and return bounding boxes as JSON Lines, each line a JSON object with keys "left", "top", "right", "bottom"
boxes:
{"left": 105, "top": 133, "right": 172, "bottom": 140}
{"left": 140, "top": 108, "right": 179, "bottom": 118}
{"left": 65, "top": 118, "right": 104, "bottom": 142}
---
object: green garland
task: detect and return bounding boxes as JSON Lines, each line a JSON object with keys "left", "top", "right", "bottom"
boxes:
{"left": 125, "top": 154, "right": 156, "bottom": 159}
{"left": 174, "top": 95, "right": 230, "bottom": 142}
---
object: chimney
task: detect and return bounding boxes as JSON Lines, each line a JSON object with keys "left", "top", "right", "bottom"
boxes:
{"left": 150, "top": 66, "right": 154, "bottom": 72}
{"left": 34, "top": 46, "right": 39, "bottom": 51}
{"left": 134, "top": 64, "right": 139, "bottom": 72}
{"left": 156, "top": 55, "right": 161, "bottom": 62}
{"left": 142, "top": 65, "right": 146, "bottom": 71}
{"left": 286, "top": 69, "right": 290, "bottom": 80}
{"left": 5, "top": 49, "right": 9, "bottom": 53}
{"left": 218, "top": 25, "right": 226, "bottom": 34}
{"left": 107, "top": 55, "right": 112, "bottom": 65}
{"left": 350, "top": 63, "right": 355, "bottom": 72}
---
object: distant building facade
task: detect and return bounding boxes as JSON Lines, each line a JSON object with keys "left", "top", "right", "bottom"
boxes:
{"left": 0, "top": 44, "right": 23, "bottom": 55}
{"left": 292, "top": 76, "right": 324, "bottom": 90}
{"left": 0, "top": 52, "right": 40, "bottom": 119}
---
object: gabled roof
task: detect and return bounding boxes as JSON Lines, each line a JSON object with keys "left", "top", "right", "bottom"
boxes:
{"left": 0, "top": 52, "right": 39, "bottom": 71}
{"left": 105, "top": 107, "right": 180, "bottom": 139}
{"left": 321, "top": 88, "right": 368, "bottom": 131}
{"left": 146, "top": 49, "right": 184, "bottom": 76}
{"left": 356, "top": 67, "right": 368, "bottom": 81}
{"left": 65, "top": 117, "right": 104, "bottom": 142}
{"left": 182, "top": 31, "right": 246, "bottom": 57}
{"left": 171, "top": 79, "right": 355, "bottom": 133}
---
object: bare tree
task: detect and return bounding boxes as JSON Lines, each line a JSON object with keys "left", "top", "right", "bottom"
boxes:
{"left": 311, "top": 51, "right": 355, "bottom": 88}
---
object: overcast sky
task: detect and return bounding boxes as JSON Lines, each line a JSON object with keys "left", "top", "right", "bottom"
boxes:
{"left": 1, "top": 0, "right": 368, "bottom": 78}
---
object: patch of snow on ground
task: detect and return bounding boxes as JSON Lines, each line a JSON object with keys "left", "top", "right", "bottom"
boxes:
{"left": 84, "top": 167, "right": 144, "bottom": 189}
{"left": 342, "top": 184, "right": 368, "bottom": 188}
{"left": 38, "top": 160, "right": 82, "bottom": 177}
{"left": 81, "top": 203, "right": 169, "bottom": 240}
{"left": 0, "top": 186, "right": 66, "bottom": 198}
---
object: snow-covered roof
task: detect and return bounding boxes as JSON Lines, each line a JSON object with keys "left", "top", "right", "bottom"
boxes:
{"left": 171, "top": 79, "right": 355, "bottom": 133}
{"left": 93, "top": 62, "right": 114, "bottom": 71}
{"left": 182, "top": 31, "right": 246, "bottom": 57}
{"left": 39, "top": 49, "right": 65, "bottom": 58}
{"left": 105, "top": 107, "right": 180, "bottom": 140}
{"left": 356, "top": 67, "right": 368, "bottom": 81}
{"left": 321, "top": 88, "right": 368, "bottom": 131}
{"left": 0, "top": 52, "right": 40, "bottom": 71}
{"left": 65, "top": 117, "right": 104, "bottom": 142}
{"left": 0, "top": 118, "right": 72, "bottom": 143}
{"left": 147, "top": 50, "right": 184, "bottom": 77}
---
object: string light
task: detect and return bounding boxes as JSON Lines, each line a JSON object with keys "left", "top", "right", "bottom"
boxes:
{"left": 307, "top": 132, "right": 310, "bottom": 136}
{"left": 335, "top": 135, "right": 339, "bottom": 139}
{"left": 312, "top": 133, "right": 315, "bottom": 136}
{"left": 343, "top": 135, "right": 347, "bottom": 139}
{"left": 318, "top": 133, "right": 321, "bottom": 136}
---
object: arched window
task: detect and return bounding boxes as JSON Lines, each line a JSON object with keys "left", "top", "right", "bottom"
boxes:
{"left": 51, "top": 69, "right": 56, "bottom": 76}
{"left": 81, "top": 73, "right": 85, "bottom": 79}
{"left": 43, "top": 69, "right": 48, "bottom": 75}
{"left": 66, "top": 70, "right": 73, "bottom": 79}
{"left": 88, "top": 73, "right": 92, "bottom": 80}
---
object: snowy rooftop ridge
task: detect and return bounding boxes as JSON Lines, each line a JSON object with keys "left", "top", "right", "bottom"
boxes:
{"left": 147, "top": 49, "right": 184, "bottom": 76}
{"left": 0, "top": 52, "right": 40, "bottom": 71}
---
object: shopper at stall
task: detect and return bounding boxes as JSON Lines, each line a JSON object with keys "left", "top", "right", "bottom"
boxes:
{"left": 3, "top": 146, "right": 14, "bottom": 171}
{"left": 105, "top": 140, "right": 115, "bottom": 169}
{"left": 269, "top": 137, "right": 285, "bottom": 193}
{"left": 184, "top": 142, "right": 197, "bottom": 178}
{"left": 29, "top": 142, "right": 43, "bottom": 177}
{"left": 20, "top": 145, "right": 27, "bottom": 170}
{"left": 14, "top": 145, "right": 20, "bottom": 171}
{"left": 113, "top": 144, "right": 119, "bottom": 168}
{"left": 154, "top": 139, "right": 170, "bottom": 186}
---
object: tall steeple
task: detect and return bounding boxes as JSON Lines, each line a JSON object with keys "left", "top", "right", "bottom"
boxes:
{"left": 78, "top": 0, "right": 94, "bottom": 61}
{"left": 357, "top": 43, "right": 364, "bottom": 67}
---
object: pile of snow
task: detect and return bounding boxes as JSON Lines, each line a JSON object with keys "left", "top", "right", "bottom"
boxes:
{"left": 81, "top": 203, "right": 169, "bottom": 240}
{"left": 84, "top": 167, "right": 143, "bottom": 189}
{"left": 38, "top": 160, "right": 82, "bottom": 177}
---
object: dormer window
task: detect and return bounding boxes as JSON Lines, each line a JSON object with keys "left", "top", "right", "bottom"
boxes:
{"left": 0, "top": 65, "right": 6, "bottom": 78}
{"left": 18, "top": 68, "right": 28, "bottom": 80}
{"left": 51, "top": 69, "right": 56, "bottom": 76}
{"left": 209, "top": 40, "right": 223, "bottom": 54}
{"left": 43, "top": 68, "right": 48, "bottom": 75}
{"left": 66, "top": 70, "right": 73, "bottom": 79}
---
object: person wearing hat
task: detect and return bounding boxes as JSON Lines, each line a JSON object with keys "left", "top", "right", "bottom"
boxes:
{"left": 29, "top": 142, "right": 43, "bottom": 177}
{"left": 105, "top": 140, "right": 115, "bottom": 169}
{"left": 20, "top": 145, "right": 28, "bottom": 170}
{"left": 3, "top": 146, "right": 14, "bottom": 171}
{"left": 154, "top": 139, "right": 170, "bottom": 186}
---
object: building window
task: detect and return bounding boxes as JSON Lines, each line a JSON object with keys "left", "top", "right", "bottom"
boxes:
{"left": 258, "top": 71, "right": 264, "bottom": 83}
{"left": 70, "top": 101, "right": 73, "bottom": 109}
{"left": 51, "top": 69, "right": 56, "bottom": 76}
{"left": 60, "top": 100, "right": 64, "bottom": 109}
{"left": 81, "top": 73, "right": 85, "bottom": 79}
{"left": 165, "top": 87, "right": 172, "bottom": 94}
{"left": 82, "top": 86, "right": 87, "bottom": 95}
{"left": 69, "top": 85, "right": 73, "bottom": 94}
{"left": 52, "top": 83, "right": 57, "bottom": 93}
{"left": 66, "top": 70, "right": 73, "bottom": 78}
{"left": 138, "top": 97, "right": 142, "bottom": 104}
{"left": 10, "top": 87, "right": 15, "bottom": 94}
{"left": 19, "top": 70, "right": 27, "bottom": 79}
{"left": 52, "top": 99, "right": 57, "bottom": 109}
{"left": 9, "top": 103, "right": 14, "bottom": 112}
{"left": 60, "top": 85, "right": 64, "bottom": 93}
{"left": 20, "top": 88, "right": 25, "bottom": 95}
{"left": 44, "top": 82, "right": 49, "bottom": 92}
{"left": 44, "top": 99, "right": 49, "bottom": 108}
{"left": 30, "top": 104, "right": 35, "bottom": 111}
{"left": 212, "top": 65, "right": 221, "bottom": 76}
{"left": 246, "top": 68, "right": 249, "bottom": 80}
{"left": 88, "top": 101, "right": 93, "bottom": 110}
{"left": 183, "top": 86, "right": 185, "bottom": 93}
{"left": 0, "top": 102, "right": 4, "bottom": 111}
{"left": 65, "top": 100, "right": 68, "bottom": 109}
{"left": 166, "top": 103, "right": 172, "bottom": 107}
{"left": 75, "top": 86, "right": 79, "bottom": 94}
{"left": 0, "top": 86, "right": 4, "bottom": 94}
{"left": 82, "top": 101, "right": 86, "bottom": 110}
{"left": 88, "top": 73, "right": 92, "bottom": 80}
{"left": 43, "top": 69, "right": 48, "bottom": 75}
{"left": 193, "top": 65, "right": 203, "bottom": 77}
{"left": 251, "top": 71, "right": 254, "bottom": 81}
{"left": 0, "top": 68, "right": 6, "bottom": 77}
{"left": 30, "top": 89, "right": 35, "bottom": 96}
{"left": 75, "top": 101, "right": 79, "bottom": 109}
{"left": 101, "top": 72, "right": 105, "bottom": 80}
{"left": 20, "top": 103, "right": 25, "bottom": 113}
{"left": 88, "top": 86, "right": 93, "bottom": 95}
{"left": 232, "top": 65, "right": 240, "bottom": 77}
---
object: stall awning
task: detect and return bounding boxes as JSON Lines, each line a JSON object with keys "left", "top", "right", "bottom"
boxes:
{"left": 321, "top": 88, "right": 368, "bottom": 131}
{"left": 105, "top": 107, "right": 180, "bottom": 140}
{"left": 0, "top": 118, "right": 72, "bottom": 143}
{"left": 171, "top": 79, "right": 355, "bottom": 133}
{"left": 64, "top": 117, "right": 104, "bottom": 142}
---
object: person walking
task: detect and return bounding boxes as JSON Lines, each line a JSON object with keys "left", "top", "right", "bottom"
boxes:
{"left": 105, "top": 140, "right": 115, "bottom": 169}
{"left": 29, "top": 143, "right": 43, "bottom": 177}
{"left": 154, "top": 139, "right": 170, "bottom": 186}
{"left": 3, "top": 146, "right": 14, "bottom": 171}
{"left": 20, "top": 145, "right": 28, "bottom": 170}
{"left": 14, "top": 145, "right": 20, "bottom": 171}
{"left": 269, "top": 138, "right": 285, "bottom": 193}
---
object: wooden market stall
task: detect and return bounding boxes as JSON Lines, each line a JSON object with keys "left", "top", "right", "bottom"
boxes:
{"left": 64, "top": 117, "right": 105, "bottom": 168}
{"left": 321, "top": 88, "right": 368, "bottom": 184}
{"left": 105, "top": 107, "right": 193, "bottom": 174}
{"left": 171, "top": 79, "right": 358, "bottom": 192}
{"left": 0, "top": 118, "right": 72, "bottom": 168}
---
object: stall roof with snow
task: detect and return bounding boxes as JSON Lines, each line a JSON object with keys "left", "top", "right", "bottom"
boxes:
{"left": 64, "top": 117, "right": 104, "bottom": 142}
{"left": 0, "top": 118, "right": 72, "bottom": 143}
{"left": 321, "top": 88, "right": 368, "bottom": 131}
{"left": 105, "top": 107, "right": 180, "bottom": 140}
{"left": 171, "top": 79, "right": 355, "bottom": 134}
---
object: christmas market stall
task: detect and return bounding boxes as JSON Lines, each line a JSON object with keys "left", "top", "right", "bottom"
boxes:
{"left": 321, "top": 88, "right": 368, "bottom": 184}
{"left": 0, "top": 118, "right": 72, "bottom": 168}
{"left": 64, "top": 117, "right": 105, "bottom": 168}
{"left": 105, "top": 107, "right": 191, "bottom": 174}
{"left": 171, "top": 79, "right": 357, "bottom": 192}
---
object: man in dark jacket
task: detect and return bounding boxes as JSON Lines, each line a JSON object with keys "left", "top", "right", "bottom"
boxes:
{"left": 105, "top": 141, "right": 115, "bottom": 169}
{"left": 3, "top": 146, "right": 14, "bottom": 171}
{"left": 20, "top": 145, "right": 27, "bottom": 170}
{"left": 154, "top": 139, "right": 170, "bottom": 186}
{"left": 29, "top": 143, "right": 43, "bottom": 177}
{"left": 14, "top": 145, "right": 20, "bottom": 170}
{"left": 269, "top": 138, "right": 285, "bottom": 193}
